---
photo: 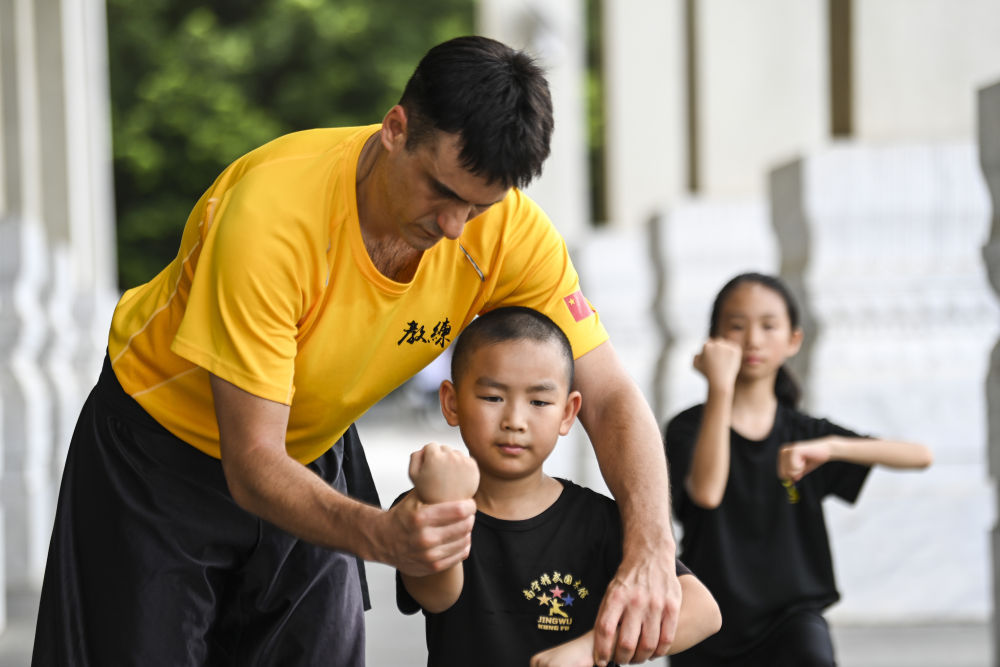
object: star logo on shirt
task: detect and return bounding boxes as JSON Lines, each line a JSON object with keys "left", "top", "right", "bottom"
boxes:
{"left": 537, "top": 593, "right": 552, "bottom": 606}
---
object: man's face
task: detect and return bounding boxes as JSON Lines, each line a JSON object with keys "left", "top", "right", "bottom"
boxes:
{"left": 385, "top": 131, "right": 510, "bottom": 251}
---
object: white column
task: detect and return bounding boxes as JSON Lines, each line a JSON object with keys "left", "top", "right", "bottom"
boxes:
{"left": 979, "top": 80, "right": 1000, "bottom": 666}
{"left": 479, "top": 0, "right": 591, "bottom": 480}
{"left": 38, "top": 0, "right": 118, "bottom": 476}
{"left": 694, "top": 0, "right": 828, "bottom": 198}
{"left": 478, "top": 0, "right": 589, "bottom": 244}
{"left": 654, "top": 201, "right": 778, "bottom": 423}
{"left": 772, "top": 143, "right": 996, "bottom": 623}
{"left": 0, "top": 0, "right": 54, "bottom": 597}
{"left": 854, "top": 0, "right": 1000, "bottom": 142}
{"left": 601, "top": 0, "right": 686, "bottom": 229}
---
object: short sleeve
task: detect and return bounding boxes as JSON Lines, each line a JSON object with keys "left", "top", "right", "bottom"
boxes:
{"left": 664, "top": 406, "right": 703, "bottom": 516}
{"left": 171, "top": 182, "right": 317, "bottom": 404}
{"left": 797, "top": 415, "right": 872, "bottom": 504}
{"left": 675, "top": 558, "right": 692, "bottom": 577}
{"left": 480, "top": 192, "right": 608, "bottom": 360}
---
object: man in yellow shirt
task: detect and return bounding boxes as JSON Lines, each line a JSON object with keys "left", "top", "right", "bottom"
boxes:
{"left": 33, "top": 36, "right": 680, "bottom": 667}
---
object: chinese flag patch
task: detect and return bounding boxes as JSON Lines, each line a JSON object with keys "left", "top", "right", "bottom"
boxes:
{"left": 563, "top": 289, "right": 593, "bottom": 322}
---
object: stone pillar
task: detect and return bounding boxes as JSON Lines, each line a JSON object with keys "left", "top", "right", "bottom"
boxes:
{"left": 772, "top": 143, "right": 996, "bottom": 623}
{"left": 0, "top": 0, "right": 54, "bottom": 600}
{"left": 478, "top": 0, "right": 589, "bottom": 243}
{"left": 36, "top": 0, "right": 118, "bottom": 474}
{"left": 601, "top": 0, "right": 686, "bottom": 229}
{"left": 979, "top": 80, "right": 1000, "bottom": 666}
{"left": 693, "top": 0, "right": 828, "bottom": 198}
{"left": 854, "top": 0, "right": 1000, "bottom": 142}
{"left": 479, "top": 0, "right": 591, "bottom": 479}
{"left": 653, "top": 201, "right": 778, "bottom": 422}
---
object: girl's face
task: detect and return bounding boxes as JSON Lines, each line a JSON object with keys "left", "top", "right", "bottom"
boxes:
{"left": 715, "top": 282, "right": 803, "bottom": 382}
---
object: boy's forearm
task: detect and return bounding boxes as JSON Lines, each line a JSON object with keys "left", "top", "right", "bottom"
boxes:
{"left": 827, "top": 436, "right": 933, "bottom": 469}
{"left": 670, "top": 574, "right": 722, "bottom": 654}
{"left": 400, "top": 564, "right": 464, "bottom": 614}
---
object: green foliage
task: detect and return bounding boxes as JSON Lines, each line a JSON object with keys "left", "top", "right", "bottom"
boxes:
{"left": 107, "top": 0, "right": 474, "bottom": 289}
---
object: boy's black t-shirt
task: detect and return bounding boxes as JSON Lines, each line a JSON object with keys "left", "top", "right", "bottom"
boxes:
{"left": 394, "top": 479, "right": 691, "bottom": 667}
{"left": 664, "top": 403, "right": 870, "bottom": 660}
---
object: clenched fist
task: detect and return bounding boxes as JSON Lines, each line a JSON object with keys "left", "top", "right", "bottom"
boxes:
{"left": 409, "top": 442, "right": 480, "bottom": 504}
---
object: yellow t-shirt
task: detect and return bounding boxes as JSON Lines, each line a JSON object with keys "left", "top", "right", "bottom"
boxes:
{"left": 108, "top": 125, "right": 608, "bottom": 464}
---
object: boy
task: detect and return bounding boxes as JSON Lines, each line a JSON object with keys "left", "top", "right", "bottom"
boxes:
{"left": 396, "top": 307, "right": 721, "bottom": 666}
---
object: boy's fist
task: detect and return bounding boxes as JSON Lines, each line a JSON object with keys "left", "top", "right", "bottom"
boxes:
{"left": 409, "top": 442, "right": 480, "bottom": 504}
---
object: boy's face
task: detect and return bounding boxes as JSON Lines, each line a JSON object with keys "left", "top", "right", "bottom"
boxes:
{"left": 439, "top": 338, "right": 581, "bottom": 481}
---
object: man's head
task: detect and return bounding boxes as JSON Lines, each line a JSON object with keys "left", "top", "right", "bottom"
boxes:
{"left": 439, "top": 307, "right": 580, "bottom": 481}
{"left": 399, "top": 36, "right": 553, "bottom": 190}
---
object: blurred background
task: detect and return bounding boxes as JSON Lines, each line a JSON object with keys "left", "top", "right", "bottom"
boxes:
{"left": 2, "top": 0, "right": 999, "bottom": 665}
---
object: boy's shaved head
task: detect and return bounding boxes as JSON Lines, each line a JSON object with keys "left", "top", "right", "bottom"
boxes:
{"left": 450, "top": 307, "right": 574, "bottom": 389}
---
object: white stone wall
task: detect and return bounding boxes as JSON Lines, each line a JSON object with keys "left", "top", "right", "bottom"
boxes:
{"left": 772, "top": 142, "right": 997, "bottom": 623}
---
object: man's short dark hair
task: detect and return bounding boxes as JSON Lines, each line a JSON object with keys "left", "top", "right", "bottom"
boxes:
{"left": 450, "top": 307, "right": 574, "bottom": 389}
{"left": 399, "top": 36, "right": 553, "bottom": 190}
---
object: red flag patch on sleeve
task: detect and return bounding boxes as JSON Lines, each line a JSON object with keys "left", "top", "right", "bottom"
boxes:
{"left": 563, "top": 289, "right": 593, "bottom": 322}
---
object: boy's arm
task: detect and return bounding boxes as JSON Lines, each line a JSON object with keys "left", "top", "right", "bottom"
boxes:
{"left": 685, "top": 339, "right": 743, "bottom": 509}
{"left": 778, "top": 436, "right": 934, "bottom": 482}
{"left": 399, "top": 443, "right": 480, "bottom": 614}
{"left": 670, "top": 573, "right": 722, "bottom": 654}
{"left": 529, "top": 574, "right": 722, "bottom": 666}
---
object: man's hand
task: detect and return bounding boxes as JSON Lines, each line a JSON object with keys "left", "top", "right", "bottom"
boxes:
{"left": 377, "top": 490, "right": 476, "bottom": 577}
{"left": 777, "top": 439, "right": 832, "bottom": 482}
{"left": 408, "top": 442, "right": 479, "bottom": 504}
{"left": 592, "top": 552, "right": 682, "bottom": 666}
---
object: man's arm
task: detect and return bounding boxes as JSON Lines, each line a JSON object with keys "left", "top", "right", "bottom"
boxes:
{"left": 573, "top": 341, "right": 681, "bottom": 666}
{"left": 210, "top": 374, "right": 476, "bottom": 576}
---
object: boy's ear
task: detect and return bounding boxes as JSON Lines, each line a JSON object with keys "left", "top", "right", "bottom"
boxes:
{"left": 559, "top": 390, "right": 583, "bottom": 436}
{"left": 439, "top": 380, "right": 460, "bottom": 427}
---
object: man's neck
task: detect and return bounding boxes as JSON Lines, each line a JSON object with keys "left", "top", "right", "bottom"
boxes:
{"left": 355, "top": 131, "right": 422, "bottom": 282}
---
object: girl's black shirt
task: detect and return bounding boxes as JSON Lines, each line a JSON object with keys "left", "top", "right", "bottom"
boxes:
{"left": 664, "top": 403, "right": 870, "bottom": 660}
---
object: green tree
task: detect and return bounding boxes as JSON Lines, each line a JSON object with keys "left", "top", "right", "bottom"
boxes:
{"left": 107, "top": 0, "right": 474, "bottom": 289}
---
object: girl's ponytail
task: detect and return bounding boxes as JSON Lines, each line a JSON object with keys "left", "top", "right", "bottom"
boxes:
{"left": 774, "top": 365, "right": 801, "bottom": 408}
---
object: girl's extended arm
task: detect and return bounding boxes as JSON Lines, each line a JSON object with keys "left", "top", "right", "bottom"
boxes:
{"left": 778, "top": 436, "right": 933, "bottom": 482}
{"left": 528, "top": 574, "right": 722, "bottom": 666}
{"left": 686, "top": 339, "right": 743, "bottom": 508}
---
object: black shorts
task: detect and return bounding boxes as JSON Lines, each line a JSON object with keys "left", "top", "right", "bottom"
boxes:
{"left": 32, "top": 356, "right": 379, "bottom": 666}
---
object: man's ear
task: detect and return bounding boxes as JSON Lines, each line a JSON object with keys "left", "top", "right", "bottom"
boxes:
{"left": 559, "top": 390, "right": 583, "bottom": 436}
{"left": 380, "top": 105, "right": 408, "bottom": 152}
{"left": 439, "top": 380, "right": 460, "bottom": 427}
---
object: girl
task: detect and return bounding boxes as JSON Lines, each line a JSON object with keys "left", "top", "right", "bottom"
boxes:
{"left": 664, "top": 272, "right": 932, "bottom": 667}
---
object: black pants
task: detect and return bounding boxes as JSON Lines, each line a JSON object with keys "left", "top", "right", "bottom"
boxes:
{"left": 32, "top": 357, "right": 378, "bottom": 666}
{"left": 671, "top": 608, "right": 836, "bottom": 667}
